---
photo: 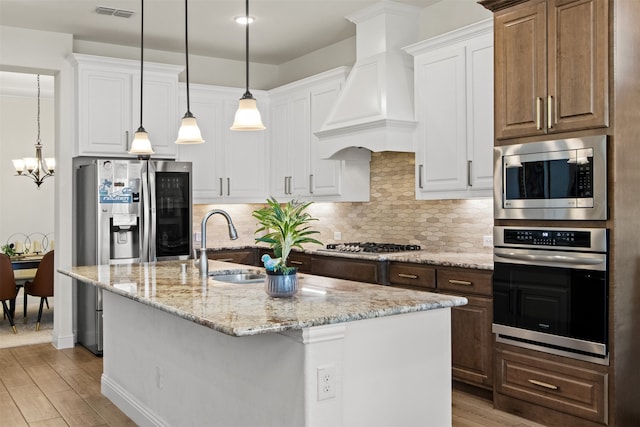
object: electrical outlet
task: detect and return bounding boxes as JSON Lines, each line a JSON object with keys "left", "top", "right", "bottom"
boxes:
{"left": 483, "top": 235, "right": 493, "bottom": 247}
{"left": 317, "top": 365, "right": 336, "bottom": 400}
{"left": 194, "top": 232, "right": 201, "bottom": 243}
{"left": 333, "top": 231, "right": 342, "bottom": 241}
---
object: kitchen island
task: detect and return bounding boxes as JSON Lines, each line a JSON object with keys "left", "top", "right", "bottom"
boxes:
{"left": 60, "top": 259, "right": 467, "bottom": 427}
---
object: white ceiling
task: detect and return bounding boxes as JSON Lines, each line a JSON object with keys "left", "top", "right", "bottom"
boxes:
{"left": 0, "top": 0, "right": 442, "bottom": 65}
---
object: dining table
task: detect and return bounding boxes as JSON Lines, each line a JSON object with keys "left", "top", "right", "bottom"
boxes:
{"left": 10, "top": 254, "right": 43, "bottom": 320}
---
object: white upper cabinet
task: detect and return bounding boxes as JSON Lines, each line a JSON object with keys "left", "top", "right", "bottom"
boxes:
{"left": 175, "top": 84, "right": 268, "bottom": 204}
{"left": 268, "top": 68, "right": 370, "bottom": 202}
{"left": 405, "top": 20, "right": 494, "bottom": 199}
{"left": 70, "top": 54, "right": 182, "bottom": 158}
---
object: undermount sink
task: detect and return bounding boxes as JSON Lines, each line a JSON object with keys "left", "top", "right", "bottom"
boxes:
{"left": 208, "top": 269, "right": 266, "bottom": 284}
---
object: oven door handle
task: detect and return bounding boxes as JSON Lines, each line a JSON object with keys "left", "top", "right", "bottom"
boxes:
{"left": 494, "top": 251, "right": 605, "bottom": 267}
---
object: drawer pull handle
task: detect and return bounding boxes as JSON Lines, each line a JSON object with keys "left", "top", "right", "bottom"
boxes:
{"left": 448, "top": 279, "right": 472, "bottom": 286}
{"left": 398, "top": 273, "right": 418, "bottom": 279}
{"left": 290, "top": 260, "right": 303, "bottom": 265}
{"left": 215, "top": 258, "right": 234, "bottom": 262}
{"left": 528, "top": 379, "right": 558, "bottom": 390}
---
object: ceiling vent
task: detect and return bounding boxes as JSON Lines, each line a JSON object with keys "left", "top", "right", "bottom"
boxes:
{"left": 95, "top": 6, "right": 134, "bottom": 18}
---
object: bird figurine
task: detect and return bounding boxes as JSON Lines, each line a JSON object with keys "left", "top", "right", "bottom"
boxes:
{"left": 261, "top": 254, "right": 281, "bottom": 272}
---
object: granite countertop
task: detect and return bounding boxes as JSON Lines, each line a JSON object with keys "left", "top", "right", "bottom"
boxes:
{"left": 203, "top": 245, "right": 494, "bottom": 271}
{"left": 59, "top": 260, "right": 467, "bottom": 338}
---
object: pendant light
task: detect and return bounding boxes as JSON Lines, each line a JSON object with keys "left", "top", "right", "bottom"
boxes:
{"left": 12, "top": 74, "right": 55, "bottom": 189}
{"left": 230, "top": 0, "right": 265, "bottom": 131}
{"left": 175, "top": 0, "right": 204, "bottom": 144}
{"left": 129, "top": 0, "right": 154, "bottom": 158}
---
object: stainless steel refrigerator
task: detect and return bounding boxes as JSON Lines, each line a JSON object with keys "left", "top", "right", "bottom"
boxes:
{"left": 74, "top": 158, "right": 192, "bottom": 355}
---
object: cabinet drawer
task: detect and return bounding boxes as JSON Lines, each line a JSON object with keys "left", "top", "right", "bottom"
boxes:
{"left": 388, "top": 263, "right": 436, "bottom": 290}
{"left": 496, "top": 347, "right": 607, "bottom": 424}
{"left": 207, "top": 249, "right": 256, "bottom": 265}
{"left": 287, "top": 252, "right": 311, "bottom": 273}
{"left": 437, "top": 268, "right": 492, "bottom": 296}
{"left": 311, "top": 255, "right": 381, "bottom": 284}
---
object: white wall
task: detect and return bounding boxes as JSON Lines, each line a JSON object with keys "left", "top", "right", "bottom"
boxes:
{"left": 0, "top": 73, "right": 55, "bottom": 249}
{"left": 0, "top": 25, "right": 75, "bottom": 350}
{"left": 418, "top": 0, "right": 492, "bottom": 40}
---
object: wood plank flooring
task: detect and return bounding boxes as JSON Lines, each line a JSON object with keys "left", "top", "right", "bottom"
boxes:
{"left": 1, "top": 343, "right": 546, "bottom": 426}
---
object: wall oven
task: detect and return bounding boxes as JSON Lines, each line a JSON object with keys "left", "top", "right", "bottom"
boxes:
{"left": 494, "top": 135, "right": 607, "bottom": 220}
{"left": 492, "top": 226, "right": 608, "bottom": 365}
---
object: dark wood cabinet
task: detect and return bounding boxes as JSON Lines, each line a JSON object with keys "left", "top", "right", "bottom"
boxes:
{"left": 388, "top": 262, "right": 436, "bottom": 290}
{"left": 437, "top": 267, "right": 494, "bottom": 390}
{"left": 451, "top": 294, "right": 493, "bottom": 389}
{"left": 311, "top": 255, "right": 382, "bottom": 284}
{"left": 495, "top": 344, "right": 608, "bottom": 425}
{"left": 388, "top": 263, "right": 494, "bottom": 391}
{"left": 206, "top": 249, "right": 256, "bottom": 265}
{"left": 492, "top": 0, "right": 608, "bottom": 140}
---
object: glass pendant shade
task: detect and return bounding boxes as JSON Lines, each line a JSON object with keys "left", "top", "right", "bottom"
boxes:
{"left": 176, "top": 114, "right": 204, "bottom": 144}
{"left": 231, "top": 0, "right": 265, "bottom": 132}
{"left": 24, "top": 157, "right": 38, "bottom": 172}
{"left": 12, "top": 159, "right": 25, "bottom": 174}
{"left": 230, "top": 96, "right": 265, "bottom": 131}
{"left": 45, "top": 158, "right": 56, "bottom": 172}
{"left": 129, "top": 128, "right": 154, "bottom": 155}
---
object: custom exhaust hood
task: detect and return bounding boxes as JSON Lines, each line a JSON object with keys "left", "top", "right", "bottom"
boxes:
{"left": 315, "top": 1, "right": 420, "bottom": 160}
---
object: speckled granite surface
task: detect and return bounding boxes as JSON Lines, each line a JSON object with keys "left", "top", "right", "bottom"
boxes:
{"left": 59, "top": 260, "right": 467, "bottom": 337}
{"left": 382, "top": 251, "right": 493, "bottom": 270}
{"left": 204, "top": 246, "right": 494, "bottom": 271}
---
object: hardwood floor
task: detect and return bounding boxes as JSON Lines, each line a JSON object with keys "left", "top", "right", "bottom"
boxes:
{"left": 1, "top": 343, "right": 546, "bottom": 426}
{"left": 0, "top": 344, "right": 134, "bottom": 427}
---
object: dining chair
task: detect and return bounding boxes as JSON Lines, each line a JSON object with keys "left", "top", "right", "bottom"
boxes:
{"left": 24, "top": 250, "right": 54, "bottom": 331}
{"left": 0, "top": 253, "right": 18, "bottom": 334}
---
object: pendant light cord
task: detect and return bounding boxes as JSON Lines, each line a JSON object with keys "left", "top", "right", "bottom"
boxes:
{"left": 139, "top": 0, "right": 144, "bottom": 129}
{"left": 244, "top": 0, "right": 250, "bottom": 98}
{"left": 184, "top": 0, "right": 192, "bottom": 113}
{"left": 36, "top": 74, "right": 41, "bottom": 144}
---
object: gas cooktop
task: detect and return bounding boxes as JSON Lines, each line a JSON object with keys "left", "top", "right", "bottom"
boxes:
{"left": 323, "top": 242, "right": 422, "bottom": 254}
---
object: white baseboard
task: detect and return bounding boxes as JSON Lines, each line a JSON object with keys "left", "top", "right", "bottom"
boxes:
{"left": 51, "top": 332, "right": 75, "bottom": 349}
{"left": 101, "top": 374, "right": 168, "bottom": 427}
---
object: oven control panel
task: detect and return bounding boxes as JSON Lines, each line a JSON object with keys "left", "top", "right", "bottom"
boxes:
{"left": 503, "top": 229, "right": 591, "bottom": 248}
{"left": 494, "top": 226, "right": 608, "bottom": 253}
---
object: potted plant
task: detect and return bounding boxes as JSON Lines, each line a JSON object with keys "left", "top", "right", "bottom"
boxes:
{"left": 1, "top": 243, "right": 16, "bottom": 257}
{"left": 253, "top": 197, "right": 322, "bottom": 297}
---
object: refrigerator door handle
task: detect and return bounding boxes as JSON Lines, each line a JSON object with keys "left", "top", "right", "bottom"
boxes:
{"left": 144, "top": 160, "right": 155, "bottom": 262}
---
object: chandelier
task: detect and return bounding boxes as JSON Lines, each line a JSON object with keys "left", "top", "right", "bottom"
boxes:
{"left": 12, "top": 74, "right": 55, "bottom": 188}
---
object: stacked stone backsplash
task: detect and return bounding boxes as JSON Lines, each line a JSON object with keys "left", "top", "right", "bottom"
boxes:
{"left": 193, "top": 152, "right": 493, "bottom": 253}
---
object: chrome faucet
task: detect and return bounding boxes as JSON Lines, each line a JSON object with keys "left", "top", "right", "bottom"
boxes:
{"left": 199, "top": 209, "right": 239, "bottom": 277}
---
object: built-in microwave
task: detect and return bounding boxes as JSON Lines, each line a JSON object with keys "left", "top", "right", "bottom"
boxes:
{"left": 494, "top": 135, "right": 607, "bottom": 220}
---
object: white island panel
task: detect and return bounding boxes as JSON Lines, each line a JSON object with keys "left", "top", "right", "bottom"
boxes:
{"left": 101, "top": 290, "right": 451, "bottom": 427}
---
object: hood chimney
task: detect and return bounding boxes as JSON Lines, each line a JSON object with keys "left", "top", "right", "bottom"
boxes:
{"left": 315, "top": 1, "right": 420, "bottom": 160}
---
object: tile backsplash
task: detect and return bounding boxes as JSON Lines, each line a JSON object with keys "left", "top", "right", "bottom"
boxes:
{"left": 194, "top": 152, "right": 493, "bottom": 253}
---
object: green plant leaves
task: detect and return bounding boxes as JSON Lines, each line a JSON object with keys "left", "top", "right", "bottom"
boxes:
{"left": 253, "top": 197, "right": 322, "bottom": 274}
